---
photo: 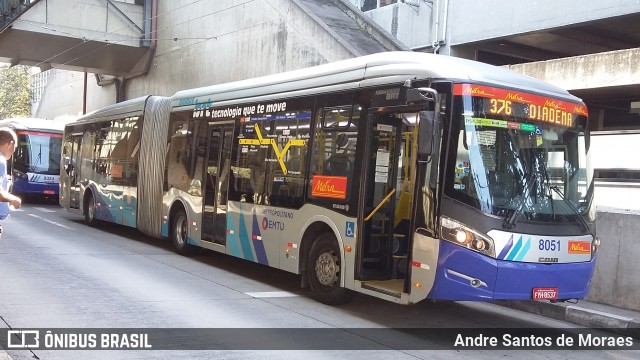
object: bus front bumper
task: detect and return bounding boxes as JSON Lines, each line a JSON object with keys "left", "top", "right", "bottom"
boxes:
{"left": 427, "top": 241, "right": 597, "bottom": 301}
{"left": 12, "top": 180, "right": 58, "bottom": 196}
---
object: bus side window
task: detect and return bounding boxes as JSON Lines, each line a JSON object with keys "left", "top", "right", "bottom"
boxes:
{"left": 309, "top": 105, "right": 358, "bottom": 201}
{"left": 94, "top": 123, "right": 111, "bottom": 177}
{"left": 265, "top": 109, "right": 311, "bottom": 208}
{"left": 125, "top": 118, "right": 142, "bottom": 184}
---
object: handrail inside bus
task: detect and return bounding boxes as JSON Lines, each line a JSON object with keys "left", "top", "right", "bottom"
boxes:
{"left": 365, "top": 188, "right": 396, "bottom": 221}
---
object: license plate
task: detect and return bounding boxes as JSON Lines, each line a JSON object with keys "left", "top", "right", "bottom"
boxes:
{"left": 533, "top": 287, "right": 558, "bottom": 300}
{"left": 44, "top": 190, "right": 55, "bottom": 195}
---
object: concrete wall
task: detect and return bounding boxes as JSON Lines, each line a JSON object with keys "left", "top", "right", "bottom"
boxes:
{"left": 125, "top": 0, "right": 382, "bottom": 98}
{"left": 350, "top": 0, "right": 640, "bottom": 52}
{"left": 446, "top": 0, "right": 640, "bottom": 47}
{"left": 357, "top": 2, "right": 434, "bottom": 49}
{"left": 589, "top": 210, "right": 640, "bottom": 311}
{"left": 18, "top": 0, "right": 143, "bottom": 47}
{"left": 36, "top": 0, "right": 401, "bottom": 117}
{"left": 508, "top": 48, "right": 640, "bottom": 91}
{"left": 33, "top": 69, "right": 115, "bottom": 122}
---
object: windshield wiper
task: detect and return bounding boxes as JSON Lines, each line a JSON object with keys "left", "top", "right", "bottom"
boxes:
{"left": 550, "top": 186, "right": 590, "bottom": 232}
{"left": 503, "top": 171, "right": 537, "bottom": 230}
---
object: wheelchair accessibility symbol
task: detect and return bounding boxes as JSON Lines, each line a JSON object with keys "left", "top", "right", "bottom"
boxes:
{"left": 346, "top": 222, "right": 355, "bottom": 238}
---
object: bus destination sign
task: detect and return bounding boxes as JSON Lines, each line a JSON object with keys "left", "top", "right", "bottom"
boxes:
{"left": 454, "top": 84, "right": 588, "bottom": 128}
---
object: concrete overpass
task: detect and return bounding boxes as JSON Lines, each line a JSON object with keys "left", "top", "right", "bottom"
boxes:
{"left": 0, "top": 0, "right": 153, "bottom": 76}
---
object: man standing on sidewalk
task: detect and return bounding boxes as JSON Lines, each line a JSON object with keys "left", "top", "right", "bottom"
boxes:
{"left": 0, "top": 127, "right": 22, "bottom": 239}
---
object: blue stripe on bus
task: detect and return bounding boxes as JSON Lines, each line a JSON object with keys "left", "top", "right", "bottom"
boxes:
{"left": 237, "top": 208, "right": 255, "bottom": 261}
{"left": 251, "top": 209, "right": 269, "bottom": 265}
{"left": 497, "top": 234, "right": 514, "bottom": 260}
{"left": 512, "top": 238, "right": 531, "bottom": 262}
{"left": 504, "top": 236, "right": 523, "bottom": 261}
{"left": 227, "top": 208, "right": 241, "bottom": 257}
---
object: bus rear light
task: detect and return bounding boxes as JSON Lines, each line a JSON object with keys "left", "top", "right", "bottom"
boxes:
{"left": 344, "top": 245, "right": 352, "bottom": 252}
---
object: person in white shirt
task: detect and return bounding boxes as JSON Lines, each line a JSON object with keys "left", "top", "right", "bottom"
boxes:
{"left": 0, "top": 128, "right": 22, "bottom": 239}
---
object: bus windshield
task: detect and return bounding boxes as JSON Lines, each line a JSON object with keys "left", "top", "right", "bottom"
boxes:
{"left": 14, "top": 132, "right": 63, "bottom": 175}
{"left": 445, "top": 84, "right": 594, "bottom": 224}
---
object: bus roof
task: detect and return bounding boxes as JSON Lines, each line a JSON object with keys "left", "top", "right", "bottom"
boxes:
{"left": 171, "top": 51, "right": 583, "bottom": 108}
{"left": 70, "top": 96, "right": 152, "bottom": 126}
{"left": 0, "top": 118, "right": 64, "bottom": 133}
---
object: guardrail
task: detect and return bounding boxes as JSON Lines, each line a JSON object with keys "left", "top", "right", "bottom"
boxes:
{"left": 0, "top": 0, "right": 40, "bottom": 31}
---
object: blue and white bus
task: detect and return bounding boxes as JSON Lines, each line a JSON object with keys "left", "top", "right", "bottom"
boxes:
{"left": 0, "top": 118, "right": 63, "bottom": 199}
{"left": 60, "top": 52, "right": 598, "bottom": 305}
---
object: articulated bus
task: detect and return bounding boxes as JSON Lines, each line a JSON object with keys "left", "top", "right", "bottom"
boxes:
{"left": 0, "top": 118, "right": 63, "bottom": 199}
{"left": 60, "top": 52, "right": 598, "bottom": 305}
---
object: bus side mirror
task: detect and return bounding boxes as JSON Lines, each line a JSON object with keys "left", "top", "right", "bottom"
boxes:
{"left": 404, "top": 85, "right": 439, "bottom": 157}
{"left": 418, "top": 110, "right": 436, "bottom": 157}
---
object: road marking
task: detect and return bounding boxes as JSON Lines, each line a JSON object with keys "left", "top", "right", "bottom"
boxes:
{"left": 27, "top": 214, "right": 74, "bottom": 230}
{"left": 244, "top": 291, "right": 298, "bottom": 298}
{"left": 34, "top": 207, "right": 56, "bottom": 213}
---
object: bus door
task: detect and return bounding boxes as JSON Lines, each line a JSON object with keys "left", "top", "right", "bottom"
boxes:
{"left": 67, "top": 133, "right": 83, "bottom": 209}
{"left": 358, "top": 114, "right": 403, "bottom": 281}
{"left": 201, "top": 121, "right": 235, "bottom": 245}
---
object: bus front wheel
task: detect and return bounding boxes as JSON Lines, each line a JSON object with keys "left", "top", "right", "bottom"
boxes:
{"left": 171, "top": 209, "right": 193, "bottom": 255}
{"left": 84, "top": 192, "right": 98, "bottom": 227}
{"left": 307, "top": 233, "right": 352, "bottom": 305}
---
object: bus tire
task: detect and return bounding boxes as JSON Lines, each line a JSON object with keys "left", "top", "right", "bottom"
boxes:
{"left": 84, "top": 192, "right": 98, "bottom": 227}
{"left": 307, "top": 233, "right": 353, "bottom": 305}
{"left": 171, "top": 208, "right": 193, "bottom": 255}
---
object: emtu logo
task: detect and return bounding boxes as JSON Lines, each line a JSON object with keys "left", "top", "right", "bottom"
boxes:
{"left": 568, "top": 241, "right": 591, "bottom": 254}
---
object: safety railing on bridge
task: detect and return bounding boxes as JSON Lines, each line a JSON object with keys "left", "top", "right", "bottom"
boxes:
{"left": 0, "top": 0, "right": 39, "bottom": 31}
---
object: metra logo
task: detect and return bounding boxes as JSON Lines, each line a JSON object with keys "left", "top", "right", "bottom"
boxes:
{"left": 311, "top": 176, "right": 347, "bottom": 199}
{"left": 573, "top": 105, "right": 589, "bottom": 116}
{"left": 462, "top": 86, "right": 494, "bottom": 97}
{"left": 505, "top": 92, "right": 526, "bottom": 102}
{"left": 568, "top": 241, "right": 591, "bottom": 254}
{"left": 544, "top": 99, "right": 565, "bottom": 110}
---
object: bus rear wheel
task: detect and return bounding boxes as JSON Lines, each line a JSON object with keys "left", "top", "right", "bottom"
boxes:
{"left": 171, "top": 208, "right": 193, "bottom": 255}
{"left": 307, "top": 233, "right": 352, "bottom": 305}
{"left": 84, "top": 192, "right": 98, "bottom": 227}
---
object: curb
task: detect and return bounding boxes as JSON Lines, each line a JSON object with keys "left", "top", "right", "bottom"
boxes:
{"left": 493, "top": 300, "right": 640, "bottom": 338}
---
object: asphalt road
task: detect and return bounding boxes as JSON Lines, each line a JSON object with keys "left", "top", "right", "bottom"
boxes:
{"left": 0, "top": 202, "right": 637, "bottom": 359}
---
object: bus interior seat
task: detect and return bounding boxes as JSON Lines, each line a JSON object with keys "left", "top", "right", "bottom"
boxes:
{"left": 325, "top": 153, "right": 351, "bottom": 176}
{"left": 325, "top": 134, "right": 352, "bottom": 176}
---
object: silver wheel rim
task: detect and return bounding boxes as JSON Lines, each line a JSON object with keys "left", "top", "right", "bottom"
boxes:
{"left": 88, "top": 198, "right": 95, "bottom": 220}
{"left": 174, "top": 215, "right": 187, "bottom": 247}
{"left": 315, "top": 250, "right": 339, "bottom": 286}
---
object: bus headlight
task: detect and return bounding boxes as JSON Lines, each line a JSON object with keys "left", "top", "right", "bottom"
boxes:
{"left": 12, "top": 170, "right": 28, "bottom": 180}
{"left": 440, "top": 216, "right": 495, "bottom": 257}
